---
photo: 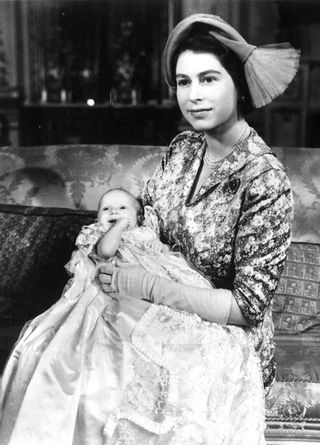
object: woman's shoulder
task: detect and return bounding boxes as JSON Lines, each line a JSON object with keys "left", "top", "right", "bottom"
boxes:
{"left": 170, "top": 130, "right": 203, "bottom": 146}
{"left": 163, "top": 130, "right": 204, "bottom": 165}
{"left": 230, "top": 129, "right": 291, "bottom": 198}
{"left": 246, "top": 129, "right": 287, "bottom": 175}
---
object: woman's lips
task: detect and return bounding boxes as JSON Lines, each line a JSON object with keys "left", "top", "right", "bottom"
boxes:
{"left": 188, "top": 108, "right": 212, "bottom": 117}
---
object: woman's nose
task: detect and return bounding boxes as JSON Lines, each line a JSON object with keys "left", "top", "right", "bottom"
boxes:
{"left": 188, "top": 82, "right": 202, "bottom": 101}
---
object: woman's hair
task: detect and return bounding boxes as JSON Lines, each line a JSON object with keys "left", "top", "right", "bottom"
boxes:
{"left": 171, "top": 24, "right": 253, "bottom": 116}
{"left": 98, "top": 188, "right": 144, "bottom": 225}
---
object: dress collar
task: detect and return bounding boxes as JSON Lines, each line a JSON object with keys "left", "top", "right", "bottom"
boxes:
{"left": 186, "top": 129, "right": 273, "bottom": 206}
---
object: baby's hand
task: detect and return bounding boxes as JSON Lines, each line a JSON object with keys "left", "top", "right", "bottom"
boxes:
{"left": 146, "top": 239, "right": 170, "bottom": 254}
{"left": 114, "top": 217, "right": 131, "bottom": 230}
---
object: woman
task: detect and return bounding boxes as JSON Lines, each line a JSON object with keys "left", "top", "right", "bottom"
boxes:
{"left": 99, "top": 12, "right": 299, "bottom": 442}
{"left": 0, "top": 13, "right": 299, "bottom": 445}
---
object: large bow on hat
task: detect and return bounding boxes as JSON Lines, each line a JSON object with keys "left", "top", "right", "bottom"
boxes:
{"left": 163, "top": 13, "right": 300, "bottom": 108}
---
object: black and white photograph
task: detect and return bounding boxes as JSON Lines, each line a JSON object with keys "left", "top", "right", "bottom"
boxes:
{"left": 0, "top": 1, "right": 319, "bottom": 444}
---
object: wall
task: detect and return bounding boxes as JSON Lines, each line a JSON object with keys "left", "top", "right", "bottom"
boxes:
{"left": 0, "top": 1, "right": 21, "bottom": 146}
{"left": 1, "top": 0, "right": 320, "bottom": 148}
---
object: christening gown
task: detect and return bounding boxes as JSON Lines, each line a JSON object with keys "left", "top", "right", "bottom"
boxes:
{"left": 0, "top": 208, "right": 266, "bottom": 445}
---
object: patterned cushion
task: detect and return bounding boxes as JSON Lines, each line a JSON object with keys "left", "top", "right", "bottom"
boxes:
{"left": 273, "top": 243, "right": 320, "bottom": 334}
{"left": 268, "top": 242, "right": 320, "bottom": 439}
{"left": 0, "top": 203, "right": 95, "bottom": 324}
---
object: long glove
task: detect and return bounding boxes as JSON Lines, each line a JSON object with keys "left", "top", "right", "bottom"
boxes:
{"left": 110, "top": 265, "right": 233, "bottom": 325}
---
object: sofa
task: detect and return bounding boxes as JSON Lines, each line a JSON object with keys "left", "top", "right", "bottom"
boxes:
{"left": 0, "top": 143, "right": 319, "bottom": 443}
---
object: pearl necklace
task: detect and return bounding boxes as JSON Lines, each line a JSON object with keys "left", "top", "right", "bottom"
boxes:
{"left": 203, "top": 123, "right": 250, "bottom": 169}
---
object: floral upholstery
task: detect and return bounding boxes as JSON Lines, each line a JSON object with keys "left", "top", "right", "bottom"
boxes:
{"left": 0, "top": 144, "right": 319, "bottom": 243}
{"left": 0, "top": 145, "right": 166, "bottom": 210}
{"left": 273, "top": 146, "right": 320, "bottom": 244}
{"left": 0, "top": 143, "right": 320, "bottom": 441}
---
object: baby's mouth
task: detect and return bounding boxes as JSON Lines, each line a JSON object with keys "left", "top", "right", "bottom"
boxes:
{"left": 108, "top": 218, "right": 118, "bottom": 224}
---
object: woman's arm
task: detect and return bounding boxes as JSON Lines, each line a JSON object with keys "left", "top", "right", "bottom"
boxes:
{"left": 99, "top": 263, "right": 247, "bottom": 326}
{"left": 232, "top": 166, "right": 293, "bottom": 325}
{"left": 152, "top": 276, "right": 248, "bottom": 325}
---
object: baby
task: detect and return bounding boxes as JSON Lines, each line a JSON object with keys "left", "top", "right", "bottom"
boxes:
{"left": 0, "top": 188, "right": 262, "bottom": 444}
{"left": 96, "top": 188, "right": 169, "bottom": 259}
{"left": 75, "top": 187, "right": 212, "bottom": 288}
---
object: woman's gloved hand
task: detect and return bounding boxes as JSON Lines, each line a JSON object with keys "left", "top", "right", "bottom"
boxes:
{"left": 99, "top": 261, "right": 158, "bottom": 301}
{"left": 98, "top": 261, "right": 233, "bottom": 325}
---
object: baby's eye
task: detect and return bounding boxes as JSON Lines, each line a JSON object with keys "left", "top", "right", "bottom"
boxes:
{"left": 120, "top": 206, "right": 126, "bottom": 209}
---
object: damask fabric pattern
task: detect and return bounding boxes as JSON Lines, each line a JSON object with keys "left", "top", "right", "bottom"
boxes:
{"left": 140, "top": 129, "right": 293, "bottom": 391}
{"left": 0, "top": 145, "right": 166, "bottom": 210}
{"left": 0, "top": 143, "right": 320, "bottom": 243}
{"left": 273, "top": 243, "right": 320, "bottom": 334}
{"left": 273, "top": 146, "right": 320, "bottom": 243}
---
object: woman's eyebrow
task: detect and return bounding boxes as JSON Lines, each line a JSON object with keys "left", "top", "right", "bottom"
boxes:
{"left": 176, "top": 69, "right": 222, "bottom": 78}
{"left": 200, "top": 69, "right": 222, "bottom": 76}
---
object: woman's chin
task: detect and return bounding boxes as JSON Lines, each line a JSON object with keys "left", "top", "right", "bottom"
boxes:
{"left": 183, "top": 115, "right": 215, "bottom": 132}
{"left": 189, "top": 121, "right": 215, "bottom": 132}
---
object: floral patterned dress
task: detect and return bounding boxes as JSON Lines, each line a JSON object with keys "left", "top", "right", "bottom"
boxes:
{"left": 139, "top": 129, "right": 293, "bottom": 390}
{"left": 0, "top": 129, "right": 290, "bottom": 445}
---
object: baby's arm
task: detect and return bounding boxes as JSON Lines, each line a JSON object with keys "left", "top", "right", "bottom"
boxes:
{"left": 97, "top": 217, "right": 130, "bottom": 259}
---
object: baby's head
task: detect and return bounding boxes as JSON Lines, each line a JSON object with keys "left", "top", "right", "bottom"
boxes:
{"left": 97, "top": 188, "right": 143, "bottom": 228}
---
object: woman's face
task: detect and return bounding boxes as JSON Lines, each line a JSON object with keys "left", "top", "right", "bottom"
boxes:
{"left": 176, "top": 50, "right": 239, "bottom": 134}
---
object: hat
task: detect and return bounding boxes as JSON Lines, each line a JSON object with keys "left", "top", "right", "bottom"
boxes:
{"left": 163, "top": 13, "right": 300, "bottom": 108}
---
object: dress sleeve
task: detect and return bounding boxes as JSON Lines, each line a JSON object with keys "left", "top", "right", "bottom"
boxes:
{"left": 233, "top": 167, "right": 293, "bottom": 325}
{"left": 75, "top": 223, "right": 105, "bottom": 257}
{"left": 139, "top": 158, "right": 164, "bottom": 207}
{"left": 142, "top": 205, "right": 161, "bottom": 236}
{"left": 139, "top": 132, "right": 185, "bottom": 206}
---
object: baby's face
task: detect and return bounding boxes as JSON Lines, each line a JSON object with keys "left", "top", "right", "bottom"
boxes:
{"left": 98, "top": 190, "right": 138, "bottom": 229}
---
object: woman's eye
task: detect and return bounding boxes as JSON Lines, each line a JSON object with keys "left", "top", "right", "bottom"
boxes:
{"left": 201, "top": 76, "right": 217, "bottom": 84}
{"left": 176, "top": 79, "right": 189, "bottom": 87}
